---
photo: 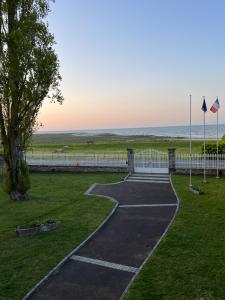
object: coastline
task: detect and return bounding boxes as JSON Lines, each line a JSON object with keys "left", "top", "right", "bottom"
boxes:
{"left": 33, "top": 132, "right": 218, "bottom": 142}
{"left": 35, "top": 124, "right": 225, "bottom": 141}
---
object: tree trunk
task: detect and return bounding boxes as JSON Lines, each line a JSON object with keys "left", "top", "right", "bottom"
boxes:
{"left": 3, "top": 136, "right": 30, "bottom": 200}
{"left": 2, "top": 1, "right": 30, "bottom": 200}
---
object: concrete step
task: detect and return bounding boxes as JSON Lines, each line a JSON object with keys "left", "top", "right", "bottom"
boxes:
{"left": 129, "top": 175, "right": 169, "bottom": 180}
{"left": 134, "top": 168, "right": 169, "bottom": 174}
{"left": 126, "top": 172, "right": 170, "bottom": 183}
{"left": 126, "top": 179, "right": 170, "bottom": 184}
{"left": 132, "top": 173, "right": 169, "bottom": 178}
{"left": 129, "top": 179, "right": 170, "bottom": 183}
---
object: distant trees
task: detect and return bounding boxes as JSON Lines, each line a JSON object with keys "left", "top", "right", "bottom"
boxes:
{"left": 0, "top": 0, "right": 63, "bottom": 200}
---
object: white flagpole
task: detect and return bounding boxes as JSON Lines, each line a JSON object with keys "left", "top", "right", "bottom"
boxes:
{"left": 216, "top": 108, "right": 219, "bottom": 178}
{"left": 203, "top": 100, "right": 207, "bottom": 183}
{"left": 189, "top": 94, "right": 192, "bottom": 188}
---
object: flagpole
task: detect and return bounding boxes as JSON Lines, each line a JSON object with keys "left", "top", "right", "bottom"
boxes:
{"left": 216, "top": 108, "right": 219, "bottom": 178}
{"left": 203, "top": 98, "right": 207, "bottom": 183}
{"left": 189, "top": 94, "right": 192, "bottom": 188}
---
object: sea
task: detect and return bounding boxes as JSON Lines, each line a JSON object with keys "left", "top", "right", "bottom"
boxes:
{"left": 37, "top": 124, "right": 225, "bottom": 140}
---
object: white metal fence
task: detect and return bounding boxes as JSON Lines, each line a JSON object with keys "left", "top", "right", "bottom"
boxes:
{"left": 25, "top": 152, "right": 128, "bottom": 167}
{"left": 176, "top": 153, "right": 225, "bottom": 169}
{"left": 20, "top": 150, "right": 225, "bottom": 171}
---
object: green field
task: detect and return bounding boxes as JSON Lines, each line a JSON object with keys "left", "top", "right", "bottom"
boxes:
{"left": 0, "top": 133, "right": 216, "bottom": 155}
{"left": 27, "top": 133, "right": 210, "bottom": 154}
{"left": 125, "top": 175, "right": 225, "bottom": 300}
{"left": 0, "top": 173, "right": 122, "bottom": 300}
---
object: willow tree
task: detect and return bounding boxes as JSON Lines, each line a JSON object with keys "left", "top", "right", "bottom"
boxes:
{"left": 0, "top": 0, "right": 63, "bottom": 200}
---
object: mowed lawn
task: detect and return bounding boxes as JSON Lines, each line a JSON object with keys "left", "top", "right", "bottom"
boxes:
{"left": 125, "top": 176, "right": 225, "bottom": 300}
{"left": 0, "top": 173, "right": 122, "bottom": 300}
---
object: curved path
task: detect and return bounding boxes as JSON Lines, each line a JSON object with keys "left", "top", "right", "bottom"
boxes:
{"left": 25, "top": 177, "right": 178, "bottom": 300}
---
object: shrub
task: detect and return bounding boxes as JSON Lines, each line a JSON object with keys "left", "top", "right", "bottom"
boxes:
{"left": 203, "top": 136, "right": 225, "bottom": 154}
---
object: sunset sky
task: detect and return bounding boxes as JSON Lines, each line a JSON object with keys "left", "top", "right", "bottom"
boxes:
{"left": 39, "top": 0, "right": 225, "bottom": 131}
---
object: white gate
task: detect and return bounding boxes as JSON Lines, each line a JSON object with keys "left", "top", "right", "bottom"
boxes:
{"left": 134, "top": 149, "right": 169, "bottom": 174}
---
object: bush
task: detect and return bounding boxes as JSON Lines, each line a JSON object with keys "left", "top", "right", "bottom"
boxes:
{"left": 221, "top": 135, "right": 225, "bottom": 142}
{"left": 203, "top": 136, "right": 225, "bottom": 154}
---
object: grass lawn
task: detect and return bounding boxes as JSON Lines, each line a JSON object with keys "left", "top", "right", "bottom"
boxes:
{"left": 0, "top": 173, "right": 123, "bottom": 300}
{"left": 125, "top": 175, "right": 225, "bottom": 300}
{"left": 25, "top": 134, "right": 208, "bottom": 154}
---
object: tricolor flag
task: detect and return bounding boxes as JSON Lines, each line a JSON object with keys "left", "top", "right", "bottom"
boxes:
{"left": 210, "top": 98, "right": 220, "bottom": 113}
{"left": 201, "top": 97, "right": 207, "bottom": 112}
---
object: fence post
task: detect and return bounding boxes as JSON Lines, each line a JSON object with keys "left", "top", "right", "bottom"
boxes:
{"left": 168, "top": 148, "right": 176, "bottom": 173}
{"left": 127, "top": 148, "right": 135, "bottom": 174}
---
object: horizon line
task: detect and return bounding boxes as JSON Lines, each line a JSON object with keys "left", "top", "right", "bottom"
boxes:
{"left": 36, "top": 123, "right": 225, "bottom": 133}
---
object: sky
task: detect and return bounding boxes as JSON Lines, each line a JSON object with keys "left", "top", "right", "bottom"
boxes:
{"left": 38, "top": 0, "right": 225, "bottom": 131}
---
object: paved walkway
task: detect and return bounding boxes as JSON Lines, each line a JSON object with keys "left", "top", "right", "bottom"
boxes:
{"left": 26, "top": 177, "right": 178, "bottom": 300}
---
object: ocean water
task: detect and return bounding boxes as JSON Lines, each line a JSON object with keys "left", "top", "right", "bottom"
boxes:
{"left": 38, "top": 124, "right": 225, "bottom": 139}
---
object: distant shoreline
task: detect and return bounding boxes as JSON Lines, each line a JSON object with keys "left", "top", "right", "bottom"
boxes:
{"left": 35, "top": 124, "right": 225, "bottom": 140}
{"left": 33, "top": 132, "right": 218, "bottom": 141}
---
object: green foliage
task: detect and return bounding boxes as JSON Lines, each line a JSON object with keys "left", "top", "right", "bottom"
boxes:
{"left": 202, "top": 135, "right": 225, "bottom": 154}
{"left": 0, "top": 0, "right": 63, "bottom": 142}
{"left": 0, "top": 0, "right": 63, "bottom": 198}
{"left": 221, "top": 135, "right": 225, "bottom": 141}
{"left": 203, "top": 139, "right": 225, "bottom": 154}
{"left": 17, "top": 160, "right": 30, "bottom": 194}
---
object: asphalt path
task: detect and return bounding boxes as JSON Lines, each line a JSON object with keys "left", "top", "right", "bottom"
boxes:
{"left": 25, "top": 180, "right": 178, "bottom": 300}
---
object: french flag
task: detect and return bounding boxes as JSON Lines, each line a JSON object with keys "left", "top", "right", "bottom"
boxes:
{"left": 210, "top": 98, "right": 220, "bottom": 113}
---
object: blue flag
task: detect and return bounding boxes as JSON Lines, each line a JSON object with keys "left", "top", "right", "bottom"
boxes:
{"left": 201, "top": 98, "right": 207, "bottom": 112}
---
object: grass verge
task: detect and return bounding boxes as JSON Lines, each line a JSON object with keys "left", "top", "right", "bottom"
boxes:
{"left": 125, "top": 175, "right": 225, "bottom": 300}
{"left": 0, "top": 173, "right": 123, "bottom": 300}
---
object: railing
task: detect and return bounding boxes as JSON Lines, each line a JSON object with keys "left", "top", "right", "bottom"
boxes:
{"left": 135, "top": 150, "right": 225, "bottom": 170}
{"left": 176, "top": 153, "right": 225, "bottom": 169}
{"left": 24, "top": 150, "right": 225, "bottom": 170}
{"left": 25, "top": 152, "right": 128, "bottom": 167}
